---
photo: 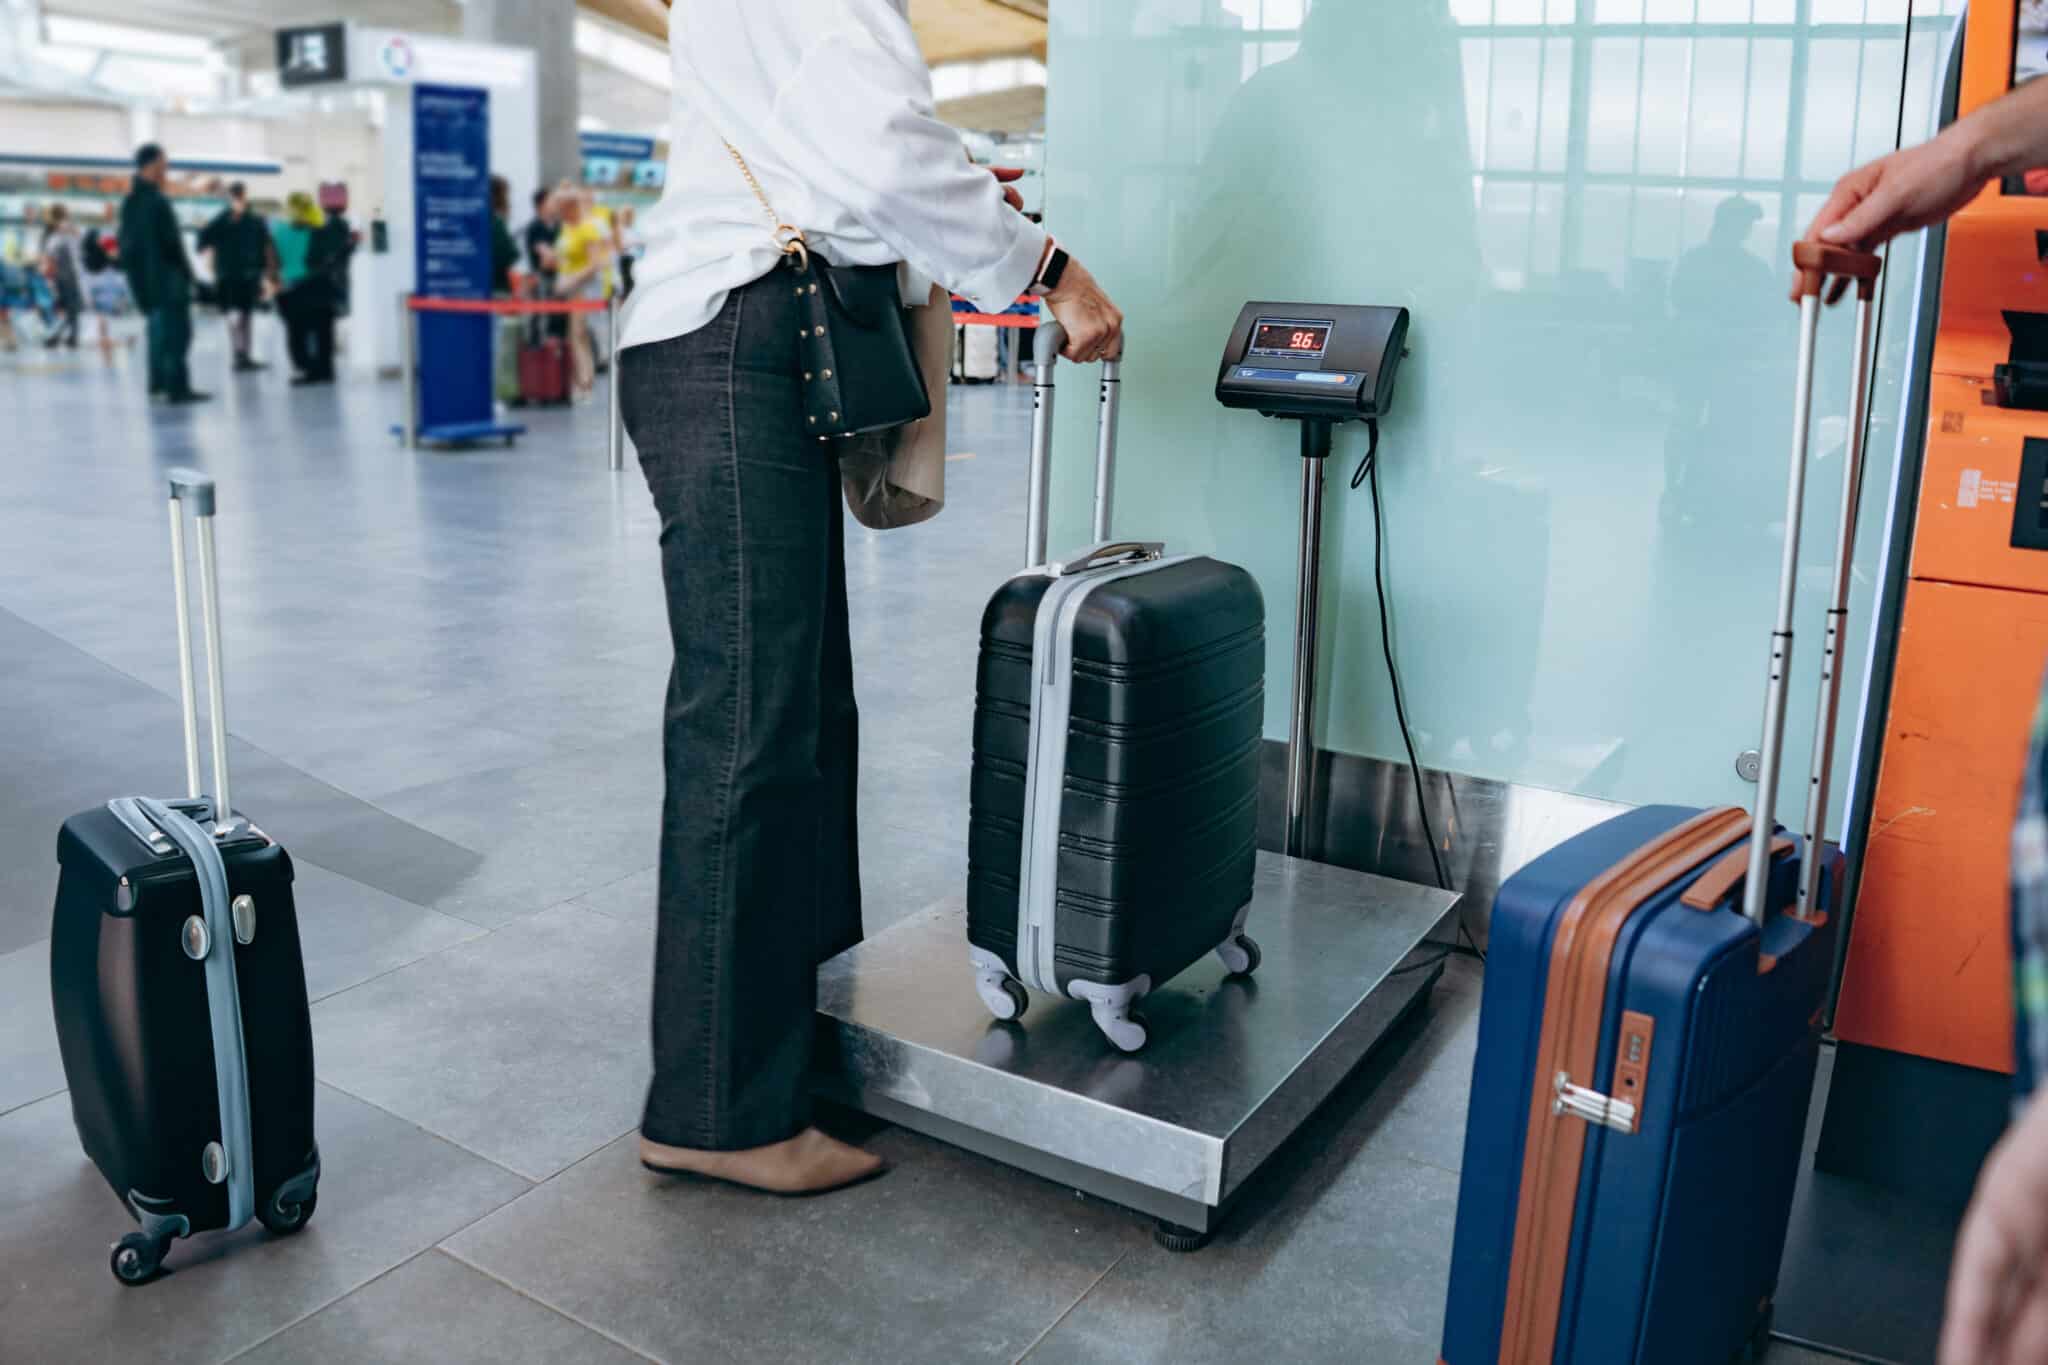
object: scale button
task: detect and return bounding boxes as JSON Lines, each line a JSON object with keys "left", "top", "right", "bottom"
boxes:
{"left": 1295, "top": 372, "right": 1348, "bottom": 384}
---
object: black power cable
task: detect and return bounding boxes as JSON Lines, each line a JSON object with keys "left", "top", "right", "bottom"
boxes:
{"left": 1363, "top": 423, "right": 1450, "bottom": 894}
{"left": 1358, "top": 420, "right": 1485, "bottom": 964}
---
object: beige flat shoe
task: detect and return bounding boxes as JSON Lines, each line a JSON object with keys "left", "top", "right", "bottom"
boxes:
{"left": 639, "top": 1127, "right": 887, "bottom": 1196}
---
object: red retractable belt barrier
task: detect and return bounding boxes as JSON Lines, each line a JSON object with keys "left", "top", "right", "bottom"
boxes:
{"left": 951, "top": 294, "right": 1042, "bottom": 328}
{"left": 407, "top": 296, "right": 610, "bottom": 316}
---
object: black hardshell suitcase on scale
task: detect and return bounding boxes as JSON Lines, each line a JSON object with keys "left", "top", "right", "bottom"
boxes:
{"left": 967, "top": 325, "right": 1267, "bottom": 1052}
{"left": 52, "top": 471, "right": 320, "bottom": 1285}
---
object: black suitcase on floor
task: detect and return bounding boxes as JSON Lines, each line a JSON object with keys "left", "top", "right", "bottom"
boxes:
{"left": 966, "top": 328, "right": 1266, "bottom": 1052}
{"left": 51, "top": 471, "right": 320, "bottom": 1286}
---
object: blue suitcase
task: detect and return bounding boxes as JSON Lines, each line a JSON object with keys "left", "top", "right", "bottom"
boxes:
{"left": 1440, "top": 242, "right": 1882, "bottom": 1365}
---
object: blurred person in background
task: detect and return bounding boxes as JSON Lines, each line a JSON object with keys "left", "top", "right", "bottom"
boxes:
{"left": 616, "top": 204, "right": 645, "bottom": 300}
{"left": 39, "top": 204, "right": 84, "bottom": 350}
{"left": 270, "top": 191, "right": 339, "bottom": 385}
{"left": 118, "top": 143, "right": 207, "bottom": 403}
{"left": 553, "top": 186, "right": 613, "bottom": 404}
{"left": 523, "top": 187, "right": 561, "bottom": 297}
{"left": 198, "top": 183, "right": 272, "bottom": 371}
{"left": 489, "top": 175, "right": 520, "bottom": 296}
{"left": 315, "top": 182, "right": 357, "bottom": 318}
{"left": 0, "top": 261, "right": 24, "bottom": 353}
{"left": 78, "top": 223, "right": 123, "bottom": 350}
{"left": 490, "top": 175, "right": 524, "bottom": 405}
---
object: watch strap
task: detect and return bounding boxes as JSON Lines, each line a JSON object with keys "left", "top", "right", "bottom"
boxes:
{"left": 1035, "top": 245, "right": 1069, "bottom": 295}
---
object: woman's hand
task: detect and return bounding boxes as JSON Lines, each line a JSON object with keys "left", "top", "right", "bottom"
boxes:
{"left": 1792, "top": 75, "right": 2048, "bottom": 299}
{"left": 1799, "top": 135, "right": 1989, "bottom": 254}
{"left": 988, "top": 166, "right": 1026, "bottom": 213}
{"left": 1043, "top": 255, "right": 1124, "bottom": 363}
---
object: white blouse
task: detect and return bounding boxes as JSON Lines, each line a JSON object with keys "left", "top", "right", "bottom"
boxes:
{"left": 620, "top": 0, "right": 1050, "bottom": 352}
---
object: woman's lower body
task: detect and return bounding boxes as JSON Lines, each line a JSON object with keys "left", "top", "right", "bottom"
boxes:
{"left": 565, "top": 281, "right": 602, "bottom": 401}
{"left": 281, "top": 285, "right": 335, "bottom": 383}
{"left": 619, "top": 268, "right": 876, "bottom": 1191}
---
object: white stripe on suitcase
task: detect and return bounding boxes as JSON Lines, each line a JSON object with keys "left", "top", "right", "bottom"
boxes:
{"left": 137, "top": 796, "right": 256, "bottom": 1231}
{"left": 1014, "top": 554, "right": 1194, "bottom": 995}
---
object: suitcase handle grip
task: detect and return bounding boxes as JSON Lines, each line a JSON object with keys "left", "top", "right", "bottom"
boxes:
{"left": 1792, "top": 242, "right": 1882, "bottom": 302}
{"left": 168, "top": 468, "right": 217, "bottom": 516}
{"left": 1025, "top": 320, "right": 1127, "bottom": 566}
{"left": 1051, "top": 541, "right": 1165, "bottom": 577}
{"left": 1681, "top": 835, "right": 1794, "bottom": 911}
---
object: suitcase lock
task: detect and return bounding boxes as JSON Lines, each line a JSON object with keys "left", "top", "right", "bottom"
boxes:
{"left": 201, "top": 1141, "right": 228, "bottom": 1185}
{"left": 181, "top": 915, "right": 210, "bottom": 961}
{"left": 232, "top": 894, "right": 256, "bottom": 946}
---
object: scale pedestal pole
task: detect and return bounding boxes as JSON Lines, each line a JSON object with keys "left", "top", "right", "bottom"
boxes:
{"left": 1286, "top": 418, "right": 1333, "bottom": 859}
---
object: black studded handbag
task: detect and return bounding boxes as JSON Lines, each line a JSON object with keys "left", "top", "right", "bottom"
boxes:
{"left": 726, "top": 142, "right": 932, "bottom": 439}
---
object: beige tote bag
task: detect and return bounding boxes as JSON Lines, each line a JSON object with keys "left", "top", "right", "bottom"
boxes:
{"left": 836, "top": 285, "right": 954, "bottom": 530}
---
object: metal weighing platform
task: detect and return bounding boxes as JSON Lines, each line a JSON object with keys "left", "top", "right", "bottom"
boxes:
{"left": 812, "top": 315, "right": 1457, "bottom": 1241}
{"left": 815, "top": 854, "right": 1459, "bottom": 1238}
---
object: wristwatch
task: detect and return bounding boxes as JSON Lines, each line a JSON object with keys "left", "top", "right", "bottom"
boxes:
{"left": 1033, "top": 244, "right": 1070, "bottom": 296}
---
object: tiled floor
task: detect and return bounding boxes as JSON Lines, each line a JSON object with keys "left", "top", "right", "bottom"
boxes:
{"left": 0, "top": 333, "right": 1927, "bottom": 1362}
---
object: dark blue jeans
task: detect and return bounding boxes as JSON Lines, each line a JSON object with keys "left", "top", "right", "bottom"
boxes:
{"left": 621, "top": 268, "right": 863, "bottom": 1151}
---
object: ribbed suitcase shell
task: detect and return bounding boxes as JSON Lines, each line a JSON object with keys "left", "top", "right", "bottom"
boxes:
{"left": 967, "top": 557, "right": 1265, "bottom": 992}
{"left": 52, "top": 805, "right": 318, "bottom": 1235}
{"left": 1440, "top": 804, "right": 1840, "bottom": 1365}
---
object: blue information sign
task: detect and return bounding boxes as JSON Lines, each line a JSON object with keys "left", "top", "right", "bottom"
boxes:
{"left": 411, "top": 84, "right": 506, "bottom": 442}
{"left": 579, "top": 132, "right": 656, "bottom": 161}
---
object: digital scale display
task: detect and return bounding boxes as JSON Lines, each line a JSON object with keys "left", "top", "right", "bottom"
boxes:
{"left": 1249, "top": 319, "right": 1333, "bottom": 360}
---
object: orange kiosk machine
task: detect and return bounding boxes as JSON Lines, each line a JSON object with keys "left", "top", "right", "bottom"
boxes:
{"left": 1822, "top": 0, "right": 2048, "bottom": 1197}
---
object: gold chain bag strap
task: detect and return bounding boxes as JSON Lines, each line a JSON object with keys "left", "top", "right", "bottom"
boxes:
{"left": 724, "top": 142, "right": 931, "bottom": 440}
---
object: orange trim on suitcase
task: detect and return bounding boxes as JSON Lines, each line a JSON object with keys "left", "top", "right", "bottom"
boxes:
{"left": 1497, "top": 807, "right": 1750, "bottom": 1365}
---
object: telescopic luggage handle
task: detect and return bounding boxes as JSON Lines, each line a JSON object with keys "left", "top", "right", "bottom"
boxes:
{"left": 1740, "top": 243, "right": 1882, "bottom": 925}
{"left": 1026, "top": 319, "right": 1125, "bottom": 567}
{"left": 167, "top": 469, "right": 235, "bottom": 836}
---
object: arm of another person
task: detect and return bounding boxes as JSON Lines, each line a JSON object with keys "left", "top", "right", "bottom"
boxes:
{"left": 680, "top": 0, "right": 1121, "bottom": 361}
{"left": 1942, "top": 1079, "right": 2048, "bottom": 1363}
{"left": 1803, "top": 73, "right": 2048, "bottom": 256}
{"left": 1941, "top": 681, "right": 2048, "bottom": 1365}
{"left": 493, "top": 217, "right": 519, "bottom": 293}
{"left": 197, "top": 211, "right": 221, "bottom": 274}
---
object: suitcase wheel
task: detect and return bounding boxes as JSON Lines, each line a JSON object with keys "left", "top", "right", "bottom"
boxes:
{"left": 258, "top": 1186, "right": 318, "bottom": 1237}
{"left": 1098, "top": 1009, "right": 1149, "bottom": 1054}
{"left": 970, "top": 949, "right": 1030, "bottom": 1024}
{"left": 110, "top": 1231, "right": 170, "bottom": 1286}
{"left": 1073, "top": 977, "right": 1153, "bottom": 1052}
{"left": 1215, "top": 934, "right": 1262, "bottom": 979}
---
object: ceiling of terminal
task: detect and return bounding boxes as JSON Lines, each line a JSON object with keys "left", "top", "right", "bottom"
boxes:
{"left": 35, "top": 0, "right": 1048, "bottom": 132}
{"left": 45, "top": 0, "right": 458, "bottom": 40}
{"left": 44, "top": 1, "right": 1048, "bottom": 67}
{"left": 578, "top": 0, "right": 1047, "bottom": 65}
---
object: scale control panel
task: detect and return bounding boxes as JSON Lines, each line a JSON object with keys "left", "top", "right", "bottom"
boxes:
{"left": 1215, "top": 302, "right": 1410, "bottom": 422}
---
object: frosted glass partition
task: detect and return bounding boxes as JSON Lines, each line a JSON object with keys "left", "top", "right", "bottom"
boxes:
{"left": 1042, "top": 0, "right": 1958, "bottom": 823}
